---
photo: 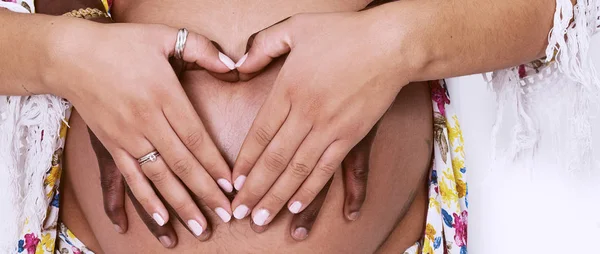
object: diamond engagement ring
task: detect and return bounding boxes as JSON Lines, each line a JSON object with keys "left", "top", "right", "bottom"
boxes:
{"left": 138, "top": 150, "right": 160, "bottom": 166}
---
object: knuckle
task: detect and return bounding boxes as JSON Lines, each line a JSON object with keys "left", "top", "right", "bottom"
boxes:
{"left": 236, "top": 155, "right": 255, "bottom": 172}
{"left": 318, "top": 161, "right": 338, "bottom": 176}
{"left": 263, "top": 150, "right": 288, "bottom": 174}
{"left": 297, "top": 210, "right": 317, "bottom": 223}
{"left": 351, "top": 166, "right": 369, "bottom": 182}
{"left": 170, "top": 200, "right": 194, "bottom": 214}
{"left": 121, "top": 172, "right": 138, "bottom": 186}
{"left": 104, "top": 202, "right": 124, "bottom": 218}
{"left": 253, "top": 126, "right": 274, "bottom": 147}
{"left": 300, "top": 187, "right": 318, "bottom": 200}
{"left": 246, "top": 187, "right": 265, "bottom": 200}
{"left": 288, "top": 161, "right": 312, "bottom": 178}
{"left": 171, "top": 158, "right": 194, "bottom": 177}
{"left": 183, "top": 131, "right": 205, "bottom": 150}
{"left": 135, "top": 196, "right": 151, "bottom": 208}
{"left": 267, "top": 191, "right": 287, "bottom": 205}
{"left": 192, "top": 186, "right": 211, "bottom": 202}
{"left": 145, "top": 169, "right": 169, "bottom": 185}
{"left": 100, "top": 176, "right": 121, "bottom": 194}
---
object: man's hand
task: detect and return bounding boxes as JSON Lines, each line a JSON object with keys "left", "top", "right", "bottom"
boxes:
{"left": 91, "top": 122, "right": 378, "bottom": 243}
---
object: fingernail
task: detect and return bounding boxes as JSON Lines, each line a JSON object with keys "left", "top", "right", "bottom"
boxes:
{"left": 113, "top": 224, "right": 124, "bottom": 234}
{"left": 252, "top": 209, "right": 270, "bottom": 226}
{"left": 187, "top": 220, "right": 204, "bottom": 237}
{"left": 348, "top": 211, "right": 360, "bottom": 221}
{"left": 153, "top": 213, "right": 166, "bottom": 226}
{"left": 288, "top": 201, "right": 302, "bottom": 214}
{"left": 219, "top": 52, "right": 236, "bottom": 70}
{"left": 234, "top": 175, "right": 246, "bottom": 191}
{"left": 233, "top": 205, "right": 249, "bottom": 219}
{"left": 159, "top": 236, "right": 173, "bottom": 248}
{"left": 292, "top": 227, "right": 308, "bottom": 240}
{"left": 217, "top": 178, "right": 234, "bottom": 193}
{"left": 235, "top": 53, "right": 248, "bottom": 68}
{"left": 215, "top": 207, "right": 232, "bottom": 223}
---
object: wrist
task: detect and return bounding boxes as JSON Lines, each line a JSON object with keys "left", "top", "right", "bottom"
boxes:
{"left": 360, "top": 1, "right": 441, "bottom": 83}
{"left": 38, "top": 17, "right": 97, "bottom": 97}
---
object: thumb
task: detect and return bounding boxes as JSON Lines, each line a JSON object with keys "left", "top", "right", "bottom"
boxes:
{"left": 235, "top": 16, "right": 296, "bottom": 74}
{"left": 162, "top": 27, "right": 236, "bottom": 74}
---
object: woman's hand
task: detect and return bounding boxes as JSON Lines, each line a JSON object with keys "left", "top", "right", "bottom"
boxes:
{"left": 92, "top": 123, "right": 380, "bottom": 244}
{"left": 46, "top": 21, "right": 237, "bottom": 239}
{"left": 229, "top": 12, "right": 411, "bottom": 227}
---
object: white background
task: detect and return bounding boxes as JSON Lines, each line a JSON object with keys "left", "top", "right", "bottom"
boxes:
{"left": 453, "top": 35, "right": 600, "bottom": 253}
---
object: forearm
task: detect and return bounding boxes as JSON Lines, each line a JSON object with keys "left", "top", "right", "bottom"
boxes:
{"left": 367, "top": 0, "right": 558, "bottom": 82}
{"left": 0, "top": 10, "right": 69, "bottom": 95}
{"left": 0, "top": 0, "right": 110, "bottom": 96}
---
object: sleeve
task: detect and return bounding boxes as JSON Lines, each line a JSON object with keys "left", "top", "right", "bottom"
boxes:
{"left": 485, "top": 0, "right": 600, "bottom": 171}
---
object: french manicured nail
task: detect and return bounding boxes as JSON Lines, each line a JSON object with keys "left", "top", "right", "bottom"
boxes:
{"left": 219, "top": 52, "right": 236, "bottom": 70}
{"left": 288, "top": 201, "right": 302, "bottom": 214}
{"left": 215, "top": 207, "right": 232, "bottom": 223}
{"left": 252, "top": 209, "right": 270, "bottom": 226}
{"left": 234, "top": 175, "right": 246, "bottom": 191}
{"left": 153, "top": 213, "right": 165, "bottom": 226}
{"left": 292, "top": 227, "right": 308, "bottom": 240}
{"left": 233, "top": 205, "right": 249, "bottom": 219}
{"left": 217, "top": 178, "right": 233, "bottom": 193}
{"left": 187, "top": 220, "right": 204, "bottom": 236}
{"left": 113, "top": 224, "right": 124, "bottom": 234}
{"left": 235, "top": 53, "right": 248, "bottom": 68}
{"left": 159, "top": 236, "right": 173, "bottom": 248}
{"left": 348, "top": 211, "right": 360, "bottom": 221}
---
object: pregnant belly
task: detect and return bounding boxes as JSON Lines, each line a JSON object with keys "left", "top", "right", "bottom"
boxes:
{"left": 60, "top": 1, "right": 434, "bottom": 253}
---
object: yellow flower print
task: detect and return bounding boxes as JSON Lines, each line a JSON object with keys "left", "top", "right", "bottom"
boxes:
{"left": 425, "top": 223, "right": 436, "bottom": 240}
{"left": 422, "top": 238, "right": 433, "bottom": 254}
{"left": 67, "top": 228, "right": 76, "bottom": 240}
{"left": 429, "top": 197, "right": 441, "bottom": 214}
{"left": 44, "top": 165, "right": 61, "bottom": 198}
{"left": 59, "top": 120, "right": 68, "bottom": 139}
{"left": 439, "top": 172, "right": 459, "bottom": 209}
{"left": 452, "top": 158, "right": 467, "bottom": 198}
{"left": 447, "top": 116, "right": 465, "bottom": 157}
{"left": 38, "top": 233, "right": 54, "bottom": 253}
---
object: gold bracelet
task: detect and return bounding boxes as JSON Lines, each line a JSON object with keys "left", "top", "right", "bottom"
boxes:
{"left": 62, "top": 8, "right": 109, "bottom": 20}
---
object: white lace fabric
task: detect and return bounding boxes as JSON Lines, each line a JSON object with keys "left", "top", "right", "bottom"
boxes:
{"left": 0, "top": 0, "right": 598, "bottom": 252}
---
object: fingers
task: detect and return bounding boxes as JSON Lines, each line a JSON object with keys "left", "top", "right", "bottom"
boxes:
{"left": 112, "top": 148, "right": 171, "bottom": 229}
{"left": 148, "top": 114, "right": 233, "bottom": 223}
{"left": 127, "top": 187, "right": 178, "bottom": 248}
{"left": 89, "top": 128, "right": 128, "bottom": 234}
{"left": 289, "top": 179, "right": 332, "bottom": 241}
{"left": 244, "top": 131, "right": 329, "bottom": 226}
{"left": 231, "top": 115, "right": 312, "bottom": 222}
{"left": 234, "top": 16, "right": 296, "bottom": 74}
{"left": 138, "top": 152, "right": 209, "bottom": 238}
{"left": 162, "top": 89, "right": 234, "bottom": 195}
{"left": 162, "top": 27, "right": 235, "bottom": 74}
{"left": 231, "top": 90, "right": 291, "bottom": 192}
{"left": 287, "top": 141, "right": 350, "bottom": 215}
{"left": 341, "top": 123, "right": 379, "bottom": 221}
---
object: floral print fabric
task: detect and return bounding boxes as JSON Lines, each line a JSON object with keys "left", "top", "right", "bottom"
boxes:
{"left": 5, "top": 1, "right": 468, "bottom": 253}
{"left": 424, "top": 80, "right": 468, "bottom": 254}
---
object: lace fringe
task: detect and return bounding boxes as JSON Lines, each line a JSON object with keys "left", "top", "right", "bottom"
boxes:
{"left": 0, "top": 95, "right": 69, "bottom": 253}
{"left": 487, "top": 0, "right": 600, "bottom": 170}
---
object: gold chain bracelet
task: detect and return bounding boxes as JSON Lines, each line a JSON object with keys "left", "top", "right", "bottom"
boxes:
{"left": 62, "top": 8, "right": 109, "bottom": 20}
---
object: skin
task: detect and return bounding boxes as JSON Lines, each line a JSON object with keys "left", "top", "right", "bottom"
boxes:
{"left": 231, "top": 0, "right": 557, "bottom": 227}
{"left": 0, "top": 8, "right": 241, "bottom": 236}
{"left": 1, "top": 0, "right": 561, "bottom": 251}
